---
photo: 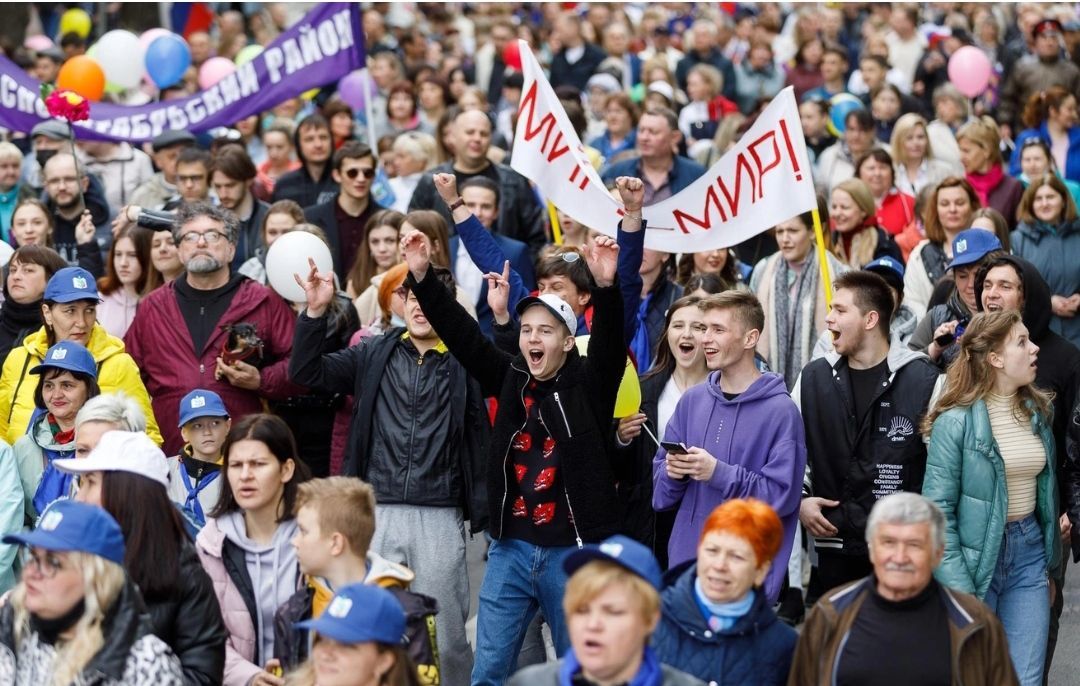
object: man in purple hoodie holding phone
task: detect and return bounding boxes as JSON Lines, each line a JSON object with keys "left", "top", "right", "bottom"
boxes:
{"left": 652, "top": 290, "right": 807, "bottom": 602}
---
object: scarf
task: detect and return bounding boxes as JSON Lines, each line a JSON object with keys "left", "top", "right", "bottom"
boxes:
{"left": 770, "top": 256, "right": 819, "bottom": 389}
{"left": 966, "top": 163, "right": 1005, "bottom": 207}
{"left": 0, "top": 297, "right": 44, "bottom": 352}
{"left": 832, "top": 226, "right": 879, "bottom": 268}
{"left": 559, "top": 645, "right": 664, "bottom": 686}
{"left": 694, "top": 579, "right": 755, "bottom": 632}
{"left": 30, "top": 599, "right": 86, "bottom": 645}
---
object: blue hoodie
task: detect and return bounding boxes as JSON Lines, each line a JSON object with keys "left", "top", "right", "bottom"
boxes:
{"left": 652, "top": 371, "right": 806, "bottom": 602}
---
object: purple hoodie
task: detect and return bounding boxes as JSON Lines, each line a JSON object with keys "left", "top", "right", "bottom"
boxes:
{"left": 652, "top": 370, "right": 807, "bottom": 603}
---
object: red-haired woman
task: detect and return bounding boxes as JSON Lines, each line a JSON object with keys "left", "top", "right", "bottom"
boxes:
{"left": 652, "top": 499, "right": 797, "bottom": 685}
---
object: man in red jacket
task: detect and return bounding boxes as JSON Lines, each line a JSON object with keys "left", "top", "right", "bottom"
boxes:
{"left": 125, "top": 202, "right": 301, "bottom": 453}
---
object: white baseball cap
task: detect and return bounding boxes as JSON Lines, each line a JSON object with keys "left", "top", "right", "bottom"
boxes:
{"left": 515, "top": 294, "right": 577, "bottom": 336}
{"left": 53, "top": 430, "right": 169, "bottom": 488}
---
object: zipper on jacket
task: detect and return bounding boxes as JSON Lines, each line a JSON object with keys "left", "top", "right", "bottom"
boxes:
{"left": 403, "top": 356, "right": 423, "bottom": 502}
{"left": 553, "top": 392, "right": 573, "bottom": 437}
{"left": 538, "top": 405, "right": 585, "bottom": 549}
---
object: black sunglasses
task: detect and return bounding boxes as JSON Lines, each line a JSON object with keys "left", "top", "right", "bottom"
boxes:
{"left": 345, "top": 167, "right": 376, "bottom": 180}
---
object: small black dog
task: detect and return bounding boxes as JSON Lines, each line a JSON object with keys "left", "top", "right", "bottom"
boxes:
{"left": 216, "top": 322, "right": 264, "bottom": 379}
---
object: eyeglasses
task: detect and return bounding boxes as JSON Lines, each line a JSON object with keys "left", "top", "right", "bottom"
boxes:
{"left": 179, "top": 229, "right": 227, "bottom": 245}
{"left": 20, "top": 548, "right": 65, "bottom": 579}
{"left": 1021, "top": 137, "right": 1050, "bottom": 149}
{"left": 344, "top": 167, "right": 376, "bottom": 180}
{"left": 392, "top": 286, "right": 408, "bottom": 299}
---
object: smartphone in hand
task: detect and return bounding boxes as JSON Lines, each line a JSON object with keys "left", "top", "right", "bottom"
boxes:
{"left": 661, "top": 441, "right": 691, "bottom": 481}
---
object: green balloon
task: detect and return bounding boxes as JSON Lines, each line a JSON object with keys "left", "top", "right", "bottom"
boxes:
{"left": 234, "top": 45, "right": 263, "bottom": 67}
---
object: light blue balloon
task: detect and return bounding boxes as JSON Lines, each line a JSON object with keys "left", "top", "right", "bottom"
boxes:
{"left": 145, "top": 34, "right": 192, "bottom": 89}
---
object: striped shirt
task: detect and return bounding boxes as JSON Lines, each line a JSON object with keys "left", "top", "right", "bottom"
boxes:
{"left": 987, "top": 393, "right": 1046, "bottom": 520}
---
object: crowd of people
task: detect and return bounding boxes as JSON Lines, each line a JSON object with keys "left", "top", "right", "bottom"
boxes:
{"left": 1, "top": 2, "right": 1080, "bottom": 685}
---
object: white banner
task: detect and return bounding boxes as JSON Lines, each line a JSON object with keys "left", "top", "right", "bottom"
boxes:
{"left": 511, "top": 40, "right": 818, "bottom": 253}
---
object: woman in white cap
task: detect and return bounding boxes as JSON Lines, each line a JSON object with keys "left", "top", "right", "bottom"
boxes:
{"left": 56, "top": 430, "right": 227, "bottom": 686}
{"left": 0, "top": 499, "right": 185, "bottom": 684}
{"left": 12, "top": 339, "right": 99, "bottom": 522}
{"left": 0, "top": 265, "right": 161, "bottom": 446}
{"left": 286, "top": 583, "right": 419, "bottom": 686}
{"left": 509, "top": 535, "right": 703, "bottom": 686}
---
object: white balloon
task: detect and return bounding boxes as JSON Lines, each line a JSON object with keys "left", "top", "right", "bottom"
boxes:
{"left": 95, "top": 30, "right": 145, "bottom": 89}
{"left": 265, "top": 231, "right": 334, "bottom": 303}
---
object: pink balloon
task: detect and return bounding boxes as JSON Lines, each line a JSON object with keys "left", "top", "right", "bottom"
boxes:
{"left": 947, "top": 46, "right": 993, "bottom": 98}
{"left": 23, "top": 35, "right": 54, "bottom": 52}
{"left": 139, "top": 28, "right": 172, "bottom": 52}
{"left": 198, "top": 57, "right": 236, "bottom": 90}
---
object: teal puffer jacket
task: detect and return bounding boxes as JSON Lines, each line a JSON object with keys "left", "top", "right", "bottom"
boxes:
{"left": 922, "top": 399, "right": 1061, "bottom": 599}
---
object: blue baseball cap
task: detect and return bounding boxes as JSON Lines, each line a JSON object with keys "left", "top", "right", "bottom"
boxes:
{"left": 563, "top": 534, "right": 663, "bottom": 591}
{"left": 29, "top": 341, "right": 97, "bottom": 378}
{"left": 864, "top": 256, "right": 905, "bottom": 293}
{"left": 177, "top": 389, "right": 230, "bottom": 427}
{"left": 295, "top": 583, "right": 406, "bottom": 645}
{"left": 44, "top": 267, "right": 101, "bottom": 303}
{"left": 947, "top": 229, "right": 1002, "bottom": 270}
{"left": 3, "top": 500, "right": 125, "bottom": 565}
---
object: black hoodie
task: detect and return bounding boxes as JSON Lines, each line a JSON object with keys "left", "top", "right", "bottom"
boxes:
{"left": 269, "top": 125, "right": 339, "bottom": 208}
{"left": 44, "top": 173, "right": 109, "bottom": 277}
{"left": 975, "top": 255, "right": 1080, "bottom": 560}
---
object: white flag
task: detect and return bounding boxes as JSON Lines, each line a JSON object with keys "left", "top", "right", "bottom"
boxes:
{"left": 511, "top": 40, "right": 818, "bottom": 252}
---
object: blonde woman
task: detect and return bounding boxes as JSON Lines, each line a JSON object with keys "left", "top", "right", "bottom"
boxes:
{"left": 922, "top": 311, "right": 1060, "bottom": 686}
{"left": 0, "top": 500, "right": 184, "bottom": 685}
{"left": 829, "top": 178, "right": 902, "bottom": 268}
{"left": 957, "top": 117, "right": 1025, "bottom": 225}
{"left": 890, "top": 113, "right": 960, "bottom": 196}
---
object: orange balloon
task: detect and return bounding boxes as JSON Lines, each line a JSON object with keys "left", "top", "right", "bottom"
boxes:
{"left": 56, "top": 55, "right": 105, "bottom": 102}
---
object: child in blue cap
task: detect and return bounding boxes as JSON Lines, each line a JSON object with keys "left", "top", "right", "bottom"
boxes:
{"left": 166, "top": 388, "right": 231, "bottom": 528}
{"left": 290, "top": 583, "right": 417, "bottom": 686}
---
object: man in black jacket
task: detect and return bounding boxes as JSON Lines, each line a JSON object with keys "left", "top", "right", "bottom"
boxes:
{"left": 290, "top": 262, "right": 485, "bottom": 686}
{"left": 403, "top": 173, "right": 642, "bottom": 685}
{"left": 795, "top": 271, "right": 941, "bottom": 597}
{"left": 42, "top": 152, "right": 108, "bottom": 277}
{"left": 271, "top": 113, "right": 338, "bottom": 208}
{"left": 303, "top": 141, "right": 384, "bottom": 280}
{"left": 408, "top": 109, "right": 545, "bottom": 254}
{"left": 210, "top": 145, "right": 269, "bottom": 269}
{"left": 548, "top": 12, "right": 607, "bottom": 91}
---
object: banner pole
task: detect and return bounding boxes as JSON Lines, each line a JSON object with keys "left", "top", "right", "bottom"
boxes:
{"left": 811, "top": 208, "right": 832, "bottom": 309}
{"left": 548, "top": 201, "right": 563, "bottom": 245}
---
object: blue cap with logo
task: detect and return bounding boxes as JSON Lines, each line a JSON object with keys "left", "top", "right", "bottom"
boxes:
{"left": 295, "top": 583, "right": 406, "bottom": 645}
{"left": 863, "top": 256, "right": 905, "bottom": 293}
{"left": 3, "top": 499, "right": 125, "bottom": 565}
{"left": 44, "top": 266, "right": 101, "bottom": 303}
{"left": 563, "top": 534, "right": 663, "bottom": 591}
{"left": 29, "top": 340, "right": 98, "bottom": 378}
{"left": 178, "top": 389, "right": 230, "bottom": 427}
{"left": 947, "top": 229, "right": 1002, "bottom": 270}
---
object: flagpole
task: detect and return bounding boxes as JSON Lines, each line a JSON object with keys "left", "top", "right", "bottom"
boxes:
{"left": 548, "top": 202, "right": 562, "bottom": 244}
{"left": 811, "top": 208, "right": 832, "bottom": 309}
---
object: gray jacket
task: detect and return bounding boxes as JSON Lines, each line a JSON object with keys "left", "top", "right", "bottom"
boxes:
{"left": 508, "top": 660, "right": 705, "bottom": 686}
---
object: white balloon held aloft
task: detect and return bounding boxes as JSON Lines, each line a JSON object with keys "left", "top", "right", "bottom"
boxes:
{"left": 265, "top": 232, "right": 333, "bottom": 303}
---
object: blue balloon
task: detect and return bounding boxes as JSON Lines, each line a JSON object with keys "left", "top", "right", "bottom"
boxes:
{"left": 827, "top": 94, "right": 865, "bottom": 138}
{"left": 145, "top": 34, "right": 191, "bottom": 89}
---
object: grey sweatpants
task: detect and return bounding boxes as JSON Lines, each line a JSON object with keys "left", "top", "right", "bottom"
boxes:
{"left": 372, "top": 504, "right": 473, "bottom": 686}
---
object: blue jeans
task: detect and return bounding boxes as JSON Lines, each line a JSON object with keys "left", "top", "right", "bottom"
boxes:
{"left": 983, "top": 514, "right": 1049, "bottom": 686}
{"left": 471, "top": 538, "right": 575, "bottom": 686}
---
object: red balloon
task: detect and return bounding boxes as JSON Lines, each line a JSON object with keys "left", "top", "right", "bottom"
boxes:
{"left": 502, "top": 41, "right": 522, "bottom": 71}
{"left": 56, "top": 55, "right": 105, "bottom": 102}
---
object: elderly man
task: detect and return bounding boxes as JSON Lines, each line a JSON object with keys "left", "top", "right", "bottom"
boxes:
{"left": 124, "top": 202, "right": 300, "bottom": 453}
{"left": 601, "top": 107, "right": 706, "bottom": 204}
{"left": 789, "top": 492, "right": 1018, "bottom": 685}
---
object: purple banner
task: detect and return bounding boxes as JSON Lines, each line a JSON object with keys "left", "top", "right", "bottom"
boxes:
{"left": 0, "top": 3, "right": 364, "bottom": 142}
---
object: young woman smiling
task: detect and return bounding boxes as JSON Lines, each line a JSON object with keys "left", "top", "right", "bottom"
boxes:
{"left": 96, "top": 226, "right": 159, "bottom": 339}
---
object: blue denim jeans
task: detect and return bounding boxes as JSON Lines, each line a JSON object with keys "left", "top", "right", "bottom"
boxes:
{"left": 983, "top": 514, "right": 1049, "bottom": 686}
{"left": 471, "top": 538, "right": 575, "bottom": 686}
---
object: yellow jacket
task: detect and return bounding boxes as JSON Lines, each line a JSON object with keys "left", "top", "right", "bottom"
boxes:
{"left": 0, "top": 324, "right": 162, "bottom": 445}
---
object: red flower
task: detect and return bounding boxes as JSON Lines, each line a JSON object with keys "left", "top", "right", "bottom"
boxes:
{"left": 533, "top": 502, "right": 556, "bottom": 525}
{"left": 533, "top": 467, "right": 556, "bottom": 492}
{"left": 45, "top": 90, "right": 89, "bottom": 122}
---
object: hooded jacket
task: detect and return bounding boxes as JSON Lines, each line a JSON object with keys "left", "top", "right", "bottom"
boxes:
{"left": 273, "top": 552, "right": 440, "bottom": 677}
{"left": 652, "top": 562, "right": 797, "bottom": 686}
{"left": 125, "top": 278, "right": 301, "bottom": 454}
{"left": 795, "top": 347, "right": 942, "bottom": 556}
{"left": 0, "top": 324, "right": 161, "bottom": 446}
{"left": 46, "top": 172, "right": 111, "bottom": 277}
{"left": 975, "top": 255, "right": 1080, "bottom": 560}
{"left": 787, "top": 576, "right": 1018, "bottom": 686}
{"left": 195, "top": 514, "right": 300, "bottom": 686}
{"left": 1011, "top": 218, "right": 1080, "bottom": 349}
{"left": 653, "top": 372, "right": 807, "bottom": 602}
{"left": 0, "top": 578, "right": 185, "bottom": 685}
{"left": 270, "top": 125, "right": 339, "bottom": 208}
